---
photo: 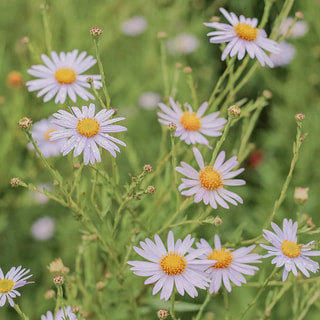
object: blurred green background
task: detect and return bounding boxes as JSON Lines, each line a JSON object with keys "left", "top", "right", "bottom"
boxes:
{"left": 1, "top": 0, "right": 320, "bottom": 319}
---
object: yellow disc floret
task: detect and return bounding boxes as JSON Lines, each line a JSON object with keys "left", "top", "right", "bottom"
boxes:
{"left": 281, "top": 240, "right": 301, "bottom": 258}
{"left": 207, "top": 249, "right": 233, "bottom": 269}
{"left": 160, "top": 252, "right": 187, "bottom": 275}
{"left": 200, "top": 167, "right": 222, "bottom": 190}
{"left": 45, "top": 129, "right": 57, "bottom": 141}
{"left": 77, "top": 119, "right": 100, "bottom": 138}
{"left": 180, "top": 112, "right": 201, "bottom": 131}
{"left": 234, "top": 23, "right": 258, "bottom": 41}
{"left": 55, "top": 68, "right": 76, "bottom": 84}
{"left": 0, "top": 279, "right": 14, "bottom": 293}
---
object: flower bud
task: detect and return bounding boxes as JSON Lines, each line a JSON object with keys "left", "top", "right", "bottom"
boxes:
{"left": 10, "top": 177, "right": 21, "bottom": 187}
{"left": 295, "top": 113, "right": 305, "bottom": 121}
{"left": 147, "top": 185, "right": 156, "bottom": 194}
{"left": 214, "top": 217, "right": 223, "bottom": 226}
{"left": 18, "top": 117, "right": 32, "bottom": 130}
{"left": 210, "top": 16, "right": 220, "bottom": 22}
{"left": 143, "top": 164, "right": 153, "bottom": 174}
{"left": 295, "top": 12, "right": 304, "bottom": 19}
{"left": 90, "top": 27, "right": 103, "bottom": 38}
{"left": 157, "top": 309, "right": 168, "bottom": 319}
{"left": 53, "top": 275, "right": 64, "bottom": 286}
{"left": 183, "top": 66, "right": 192, "bottom": 73}
{"left": 168, "top": 122, "right": 177, "bottom": 131}
{"left": 96, "top": 281, "right": 106, "bottom": 291}
{"left": 21, "top": 36, "right": 29, "bottom": 44}
{"left": 86, "top": 77, "right": 93, "bottom": 84}
{"left": 44, "top": 290, "right": 55, "bottom": 299}
{"left": 49, "top": 258, "right": 69, "bottom": 275}
{"left": 157, "top": 31, "right": 167, "bottom": 39}
{"left": 7, "top": 71, "right": 23, "bottom": 87}
{"left": 228, "top": 105, "right": 241, "bottom": 119}
{"left": 263, "top": 90, "right": 272, "bottom": 99}
{"left": 294, "top": 187, "right": 309, "bottom": 204}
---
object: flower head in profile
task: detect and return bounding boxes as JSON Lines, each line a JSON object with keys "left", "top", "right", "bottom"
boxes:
{"left": 176, "top": 147, "right": 245, "bottom": 209}
{"left": 158, "top": 97, "right": 227, "bottom": 146}
{"left": 280, "top": 17, "right": 308, "bottom": 39}
{"left": 0, "top": 266, "right": 33, "bottom": 307}
{"left": 269, "top": 41, "right": 295, "bottom": 67}
{"left": 127, "top": 231, "right": 213, "bottom": 300}
{"left": 204, "top": 8, "right": 280, "bottom": 67}
{"left": 261, "top": 219, "right": 320, "bottom": 281}
{"left": 26, "top": 49, "right": 102, "bottom": 104}
{"left": 138, "top": 92, "right": 161, "bottom": 110}
{"left": 49, "top": 103, "right": 127, "bottom": 165}
{"left": 167, "top": 34, "right": 199, "bottom": 55}
{"left": 41, "top": 306, "right": 78, "bottom": 320}
{"left": 121, "top": 16, "right": 147, "bottom": 36}
{"left": 193, "top": 235, "right": 261, "bottom": 293}
{"left": 29, "top": 117, "right": 67, "bottom": 158}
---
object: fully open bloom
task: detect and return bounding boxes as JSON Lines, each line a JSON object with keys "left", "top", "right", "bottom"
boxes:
{"left": 261, "top": 219, "right": 320, "bottom": 281}
{"left": 176, "top": 147, "right": 245, "bottom": 209}
{"left": 29, "top": 118, "right": 67, "bottom": 158}
{"left": 193, "top": 235, "right": 261, "bottom": 293}
{"left": 204, "top": 8, "right": 280, "bottom": 67}
{"left": 127, "top": 231, "right": 213, "bottom": 300}
{"left": 49, "top": 103, "right": 127, "bottom": 165}
{"left": 26, "top": 50, "right": 102, "bottom": 104}
{"left": 158, "top": 97, "right": 227, "bottom": 146}
{"left": 41, "top": 306, "right": 78, "bottom": 320}
{"left": 0, "top": 266, "right": 33, "bottom": 307}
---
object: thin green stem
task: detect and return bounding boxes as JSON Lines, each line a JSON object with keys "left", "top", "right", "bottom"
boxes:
{"left": 194, "top": 290, "right": 211, "bottom": 320}
{"left": 170, "top": 131, "right": 180, "bottom": 210}
{"left": 223, "top": 288, "right": 230, "bottom": 320}
{"left": 41, "top": 2, "right": 52, "bottom": 54}
{"left": 259, "top": 0, "right": 275, "bottom": 29}
{"left": 170, "top": 289, "right": 177, "bottom": 320}
{"left": 170, "top": 63, "right": 182, "bottom": 99}
{"left": 90, "top": 81, "right": 107, "bottom": 109}
{"left": 13, "top": 303, "right": 30, "bottom": 320}
{"left": 54, "top": 285, "right": 64, "bottom": 316}
{"left": 159, "top": 38, "right": 170, "bottom": 97}
{"left": 186, "top": 72, "right": 198, "bottom": 109}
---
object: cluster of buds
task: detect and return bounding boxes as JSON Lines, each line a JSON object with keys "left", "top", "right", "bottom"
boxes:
{"left": 18, "top": 117, "right": 32, "bottom": 130}
{"left": 90, "top": 27, "right": 103, "bottom": 38}
{"left": 48, "top": 258, "right": 70, "bottom": 275}
{"left": 228, "top": 105, "right": 241, "bottom": 119}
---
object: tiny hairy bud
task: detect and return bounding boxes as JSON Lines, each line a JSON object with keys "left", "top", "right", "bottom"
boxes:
{"left": 49, "top": 258, "right": 69, "bottom": 275}
{"left": 96, "top": 281, "right": 106, "bottom": 290}
{"left": 168, "top": 122, "right": 177, "bottom": 131}
{"left": 143, "top": 164, "right": 153, "bottom": 174}
{"left": 72, "top": 306, "right": 81, "bottom": 313}
{"left": 157, "top": 309, "right": 169, "bottom": 319}
{"left": 18, "top": 117, "right": 32, "bottom": 130}
{"left": 21, "top": 36, "right": 29, "bottom": 44}
{"left": 44, "top": 290, "right": 55, "bottom": 299}
{"left": 214, "top": 217, "right": 223, "bottom": 226}
{"left": 183, "top": 66, "right": 192, "bottom": 73}
{"left": 294, "top": 187, "right": 309, "bottom": 204}
{"left": 157, "top": 31, "right": 167, "bottom": 38}
{"left": 295, "top": 12, "right": 304, "bottom": 19}
{"left": 210, "top": 16, "right": 220, "bottom": 22}
{"left": 73, "top": 162, "right": 81, "bottom": 168}
{"left": 7, "top": 71, "right": 23, "bottom": 87}
{"left": 264, "top": 310, "right": 271, "bottom": 317}
{"left": 90, "top": 27, "right": 103, "bottom": 38}
{"left": 147, "top": 185, "right": 156, "bottom": 194}
{"left": 263, "top": 90, "right": 272, "bottom": 99}
{"left": 228, "top": 105, "right": 241, "bottom": 119}
{"left": 53, "top": 275, "right": 64, "bottom": 286}
{"left": 295, "top": 113, "right": 305, "bottom": 121}
{"left": 10, "top": 177, "right": 21, "bottom": 187}
{"left": 86, "top": 77, "right": 93, "bottom": 84}
{"left": 175, "top": 62, "right": 182, "bottom": 68}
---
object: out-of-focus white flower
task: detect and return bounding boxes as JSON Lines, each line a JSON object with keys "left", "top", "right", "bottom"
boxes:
{"left": 31, "top": 184, "right": 52, "bottom": 204}
{"left": 121, "top": 16, "right": 147, "bottom": 36}
{"left": 41, "top": 306, "right": 78, "bottom": 320}
{"left": 280, "top": 17, "right": 308, "bottom": 39}
{"left": 167, "top": 34, "right": 199, "bottom": 55}
{"left": 31, "top": 217, "right": 55, "bottom": 241}
{"left": 269, "top": 41, "right": 296, "bottom": 67}
{"left": 138, "top": 92, "right": 161, "bottom": 110}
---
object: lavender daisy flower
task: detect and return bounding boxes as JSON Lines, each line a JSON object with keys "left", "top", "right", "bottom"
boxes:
{"left": 261, "top": 219, "right": 320, "bottom": 281}
{"left": 158, "top": 97, "right": 227, "bottom": 146}
{"left": 176, "top": 147, "right": 245, "bottom": 209}
{"left": 269, "top": 41, "right": 295, "bottom": 67}
{"left": 41, "top": 306, "right": 78, "bottom": 320}
{"left": 49, "top": 103, "right": 127, "bottom": 165}
{"left": 0, "top": 266, "right": 33, "bottom": 307}
{"left": 193, "top": 235, "right": 261, "bottom": 293}
{"left": 127, "top": 231, "right": 214, "bottom": 300}
{"left": 204, "top": 8, "right": 280, "bottom": 67}
{"left": 26, "top": 49, "right": 102, "bottom": 104}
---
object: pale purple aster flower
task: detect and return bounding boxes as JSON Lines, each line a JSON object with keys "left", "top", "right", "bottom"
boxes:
{"left": 49, "top": 103, "right": 127, "bottom": 165}
{"left": 176, "top": 147, "right": 245, "bottom": 209}
{"left": 29, "top": 117, "right": 67, "bottom": 158}
{"left": 280, "top": 17, "right": 308, "bottom": 39}
{"left": 269, "top": 41, "right": 295, "bottom": 67}
{"left": 121, "top": 16, "right": 147, "bottom": 36}
{"left": 193, "top": 235, "right": 261, "bottom": 293}
{"left": 127, "top": 231, "right": 214, "bottom": 301}
{"left": 31, "top": 216, "right": 55, "bottom": 241}
{"left": 167, "top": 34, "right": 199, "bottom": 55}
{"left": 158, "top": 97, "right": 227, "bottom": 146}
{"left": 204, "top": 8, "right": 280, "bottom": 67}
{"left": 0, "top": 266, "right": 34, "bottom": 307}
{"left": 41, "top": 306, "right": 78, "bottom": 320}
{"left": 261, "top": 219, "right": 320, "bottom": 281}
{"left": 26, "top": 49, "right": 102, "bottom": 104}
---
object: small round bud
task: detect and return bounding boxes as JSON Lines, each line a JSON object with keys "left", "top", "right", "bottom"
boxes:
{"left": 214, "top": 217, "right": 223, "bottom": 226}
{"left": 168, "top": 122, "right": 177, "bottom": 131}
{"left": 10, "top": 177, "right": 20, "bottom": 187}
{"left": 184, "top": 66, "right": 192, "bottom": 73}
{"left": 73, "top": 162, "right": 81, "bottom": 168}
{"left": 264, "top": 310, "right": 271, "bottom": 317}
{"left": 210, "top": 16, "right": 220, "bottom": 22}
{"left": 0, "top": 96, "right": 5, "bottom": 104}
{"left": 53, "top": 275, "right": 64, "bottom": 286}
{"left": 307, "top": 218, "right": 315, "bottom": 228}
{"left": 157, "top": 31, "right": 167, "bottom": 38}
{"left": 44, "top": 290, "right": 55, "bottom": 299}
{"left": 40, "top": 3, "right": 45, "bottom": 9}
{"left": 132, "top": 176, "right": 137, "bottom": 181}
{"left": 90, "top": 27, "right": 103, "bottom": 37}
{"left": 49, "top": 258, "right": 69, "bottom": 275}
{"left": 294, "top": 187, "right": 309, "bottom": 204}
{"left": 86, "top": 77, "right": 93, "bottom": 84}
{"left": 205, "top": 312, "right": 215, "bottom": 319}
{"left": 175, "top": 62, "right": 182, "bottom": 68}
{"left": 295, "top": 113, "right": 305, "bottom": 121}
{"left": 21, "top": 36, "right": 29, "bottom": 44}
{"left": 143, "top": 164, "right": 153, "bottom": 174}
{"left": 18, "top": 117, "right": 32, "bottom": 130}
{"left": 228, "top": 105, "right": 241, "bottom": 119}
{"left": 96, "top": 281, "right": 106, "bottom": 290}
{"left": 295, "top": 12, "right": 304, "bottom": 19}
{"left": 7, "top": 71, "right": 23, "bottom": 87}
{"left": 157, "top": 309, "right": 168, "bottom": 319}
{"left": 263, "top": 90, "right": 272, "bottom": 99}
{"left": 72, "top": 306, "right": 81, "bottom": 313}
{"left": 111, "top": 108, "right": 118, "bottom": 116}
{"left": 147, "top": 185, "right": 156, "bottom": 194}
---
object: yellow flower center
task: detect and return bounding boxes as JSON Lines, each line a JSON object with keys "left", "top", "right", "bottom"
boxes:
{"left": 199, "top": 167, "right": 222, "bottom": 190}
{"left": 45, "top": 129, "right": 57, "bottom": 141}
{"left": 180, "top": 112, "right": 201, "bottom": 131}
{"left": 234, "top": 23, "right": 258, "bottom": 41}
{"left": 281, "top": 240, "right": 301, "bottom": 258}
{"left": 159, "top": 252, "right": 187, "bottom": 275}
{"left": 0, "top": 279, "right": 14, "bottom": 293}
{"left": 55, "top": 68, "right": 76, "bottom": 84}
{"left": 77, "top": 119, "right": 100, "bottom": 138}
{"left": 207, "top": 249, "right": 233, "bottom": 269}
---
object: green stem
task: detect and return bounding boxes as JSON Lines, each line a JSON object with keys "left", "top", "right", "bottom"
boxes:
{"left": 41, "top": 2, "right": 52, "bottom": 54}
{"left": 194, "top": 290, "right": 211, "bottom": 320}
{"left": 90, "top": 81, "right": 107, "bottom": 109}
{"left": 170, "top": 63, "right": 182, "bottom": 99}
{"left": 186, "top": 72, "right": 198, "bottom": 109}
{"left": 159, "top": 38, "right": 170, "bottom": 97}
{"left": 13, "top": 303, "right": 30, "bottom": 320}
{"left": 259, "top": 0, "right": 275, "bottom": 29}
{"left": 170, "top": 131, "right": 180, "bottom": 210}
{"left": 170, "top": 289, "right": 177, "bottom": 320}
{"left": 223, "top": 288, "right": 230, "bottom": 320}
{"left": 54, "top": 285, "right": 64, "bottom": 316}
